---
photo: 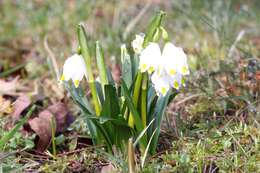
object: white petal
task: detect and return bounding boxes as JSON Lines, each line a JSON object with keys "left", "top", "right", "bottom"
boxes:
{"left": 139, "top": 42, "right": 161, "bottom": 73}
{"left": 132, "top": 34, "right": 144, "bottom": 54}
{"left": 61, "top": 54, "right": 87, "bottom": 86}
{"left": 162, "top": 42, "right": 189, "bottom": 76}
{"left": 167, "top": 73, "right": 183, "bottom": 90}
{"left": 151, "top": 69, "right": 170, "bottom": 96}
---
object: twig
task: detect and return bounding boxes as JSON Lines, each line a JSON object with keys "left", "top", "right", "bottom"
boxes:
{"left": 123, "top": 2, "right": 151, "bottom": 39}
{"left": 44, "top": 35, "right": 60, "bottom": 80}
{"left": 174, "top": 93, "right": 204, "bottom": 106}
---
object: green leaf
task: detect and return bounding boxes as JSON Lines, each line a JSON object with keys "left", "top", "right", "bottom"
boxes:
{"left": 149, "top": 92, "right": 171, "bottom": 154}
{"left": 141, "top": 127, "right": 158, "bottom": 168}
{"left": 121, "top": 44, "right": 132, "bottom": 88}
{"left": 96, "top": 41, "right": 109, "bottom": 86}
{"left": 121, "top": 80, "right": 143, "bottom": 133}
{"left": 100, "top": 84, "right": 120, "bottom": 118}
{"left": 134, "top": 118, "right": 155, "bottom": 147}
{"left": 77, "top": 23, "right": 94, "bottom": 82}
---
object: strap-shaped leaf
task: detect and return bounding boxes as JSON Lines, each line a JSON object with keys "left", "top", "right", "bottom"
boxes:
{"left": 100, "top": 84, "right": 120, "bottom": 118}
{"left": 149, "top": 92, "right": 170, "bottom": 154}
{"left": 121, "top": 45, "right": 132, "bottom": 88}
{"left": 121, "top": 80, "right": 143, "bottom": 132}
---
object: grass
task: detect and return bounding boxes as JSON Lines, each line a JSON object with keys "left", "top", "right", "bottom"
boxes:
{"left": 0, "top": 0, "right": 259, "bottom": 172}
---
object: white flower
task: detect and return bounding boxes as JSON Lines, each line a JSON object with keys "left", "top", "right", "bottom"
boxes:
{"left": 151, "top": 69, "right": 170, "bottom": 96}
{"left": 162, "top": 42, "right": 189, "bottom": 77}
{"left": 131, "top": 34, "right": 144, "bottom": 54}
{"left": 168, "top": 73, "right": 183, "bottom": 90}
{"left": 61, "top": 54, "right": 87, "bottom": 88}
{"left": 139, "top": 42, "right": 161, "bottom": 74}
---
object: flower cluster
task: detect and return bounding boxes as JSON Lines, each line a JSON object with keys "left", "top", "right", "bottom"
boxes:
{"left": 132, "top": 35, "right": 189, "bottom": 96}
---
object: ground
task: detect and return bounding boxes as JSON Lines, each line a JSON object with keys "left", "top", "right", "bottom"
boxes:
{"left": 0, "top": 0, "right": 259, "bottom": 173}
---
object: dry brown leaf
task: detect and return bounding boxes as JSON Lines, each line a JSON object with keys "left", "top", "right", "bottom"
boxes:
{"left": 47, "top": 102, "right": 74, "bottom": 133}
{"left": 12, "top": 95, "right": 31, "bottom": 121}
{"left": 101, "top": 163, "right": 116, "bottom": 173}
{"left": 29, "top": 113, "right": 53, "bottom": 152}
{"left": 28, "top": 102, "right": 74, "bottom": 151}
{"left": 0, "top": 77, "right": 19, "bottom": 95}
{"left": 0, "top": 77, "right": 29, "bottom": 96}
{"left": 0, "top": 96, "right": 12, "bottom": 115}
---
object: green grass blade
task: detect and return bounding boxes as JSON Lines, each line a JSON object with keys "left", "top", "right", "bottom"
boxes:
{"left": 0, "top": 105, "right": 36, "bottom": 150}
{"left": 0, "top": 63, "right": 26, "bottom": 78}
{"left": 134, "top": 118, "right": 155, "bottom": 147}
{"left": 141, "top": 127, "right": 157, "bottom": 168}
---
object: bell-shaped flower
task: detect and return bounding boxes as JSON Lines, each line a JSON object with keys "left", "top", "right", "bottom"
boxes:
{"left": 168, "top": 72, "right": 183, "bottom": 90}
{"left": 61, "top": 54, "right": 87, "bottom": 88}
{"left": 139, "top": 42, "right": 161, "bottom": 74}
{"left": 151, "top": 69, "right": 170, "bottom": 96}
{"left": 131, "top": 34, "right": 144, "bottom": 54}
{"left": 162, "top": 42, "right": 189, "bottom": 77}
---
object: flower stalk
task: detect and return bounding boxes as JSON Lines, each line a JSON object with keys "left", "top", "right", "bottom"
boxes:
{"left": 141, "top": 72, "right": 148, "bottom": 128}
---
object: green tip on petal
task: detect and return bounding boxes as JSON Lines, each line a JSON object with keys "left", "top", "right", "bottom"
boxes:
{"left": 74, "top": 80, "right": 80, "bottom": 88}
{"left": 141, "top": 64, "right": 147, "bottom": 72}
{"left": 181, "top": 66, "right": 188, "bottom": 74}
{"left": 148, "top": 66, "right": 155, "bottom": 74}
{"left": 173, "top": 81, "right": 179, "bottom": 89}
{"left": 60, "top": 74, "right": 65, "bottom": 81}
{"left": 169, "top": 69, "right": 177, "bottom": 76}
{"left": 161, "top": 87, "right": 167, "bottom": 96}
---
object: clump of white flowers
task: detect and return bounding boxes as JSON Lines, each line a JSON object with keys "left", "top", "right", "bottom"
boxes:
{"left": 136, "top": 42, "right": 189, "bottom": 96}
{"left": 61, "top": 54, "right": 87, "bottom": 88}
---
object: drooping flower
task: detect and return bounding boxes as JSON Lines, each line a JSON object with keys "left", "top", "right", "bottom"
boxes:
{"left": 139, "top": 42, "right": 161, "bottom": 74}
{"left": 139, "top": 41, "right": 189, "bottom": 96}
{"left": 131, "top": 34, "right": 144, "bottom": 54}
{"left": 61, "top": 54, "right": 87, "bottom": 88}
{"left": 162, "top": 42, "right": 189, "bottom": 77}
{"left": 151, "top": 69, "right": 170, "bottom": 96}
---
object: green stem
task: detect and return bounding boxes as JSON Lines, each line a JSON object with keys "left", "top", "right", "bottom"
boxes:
{"left": 128, "top": 72, "right": 143, "bottom": 128}
{"left": 141, "top": 73, "right": 148, "bottom": 128}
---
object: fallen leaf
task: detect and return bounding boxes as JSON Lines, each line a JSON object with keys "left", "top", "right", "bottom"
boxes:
{"left": 12, "top": 95, "right": 31, "bottom": 121}
{"left": 101, "top": 163, "right": 116, "bottom": 173}
{"left": 0, "top": 77, "right": 19, "bottom": 95}
{"left": 29, "top": 113, "right": 53, "bottom": 152}
{"left": 47, "top": 102, "right": 74, "bottom": 133}
{"left": 28, "top": 102, "right": 74, "bottom": 151}
{"left": 0, "top": 77, "right": 29, "bottom": 96}
{"left": 0, "top": 96, "right": 12, "bottom": 115}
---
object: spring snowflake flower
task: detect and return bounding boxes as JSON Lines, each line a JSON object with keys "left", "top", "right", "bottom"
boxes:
{"left": 162, "top": 42, "right": 189, "bottom": 77}
{"left": 139, "top": 42, "right": 161, "bottom": 74}
{"left": 131, "top": 34, "right": 144, "bottom": 54}
{"left": 61, "top": 54, "right": 87, "bottom": 88}
{"left": 140, "top": 42, "right": 189, "bottom": 96}
{"left": 151, "top": 69, "right": 170, "bottom": 96}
